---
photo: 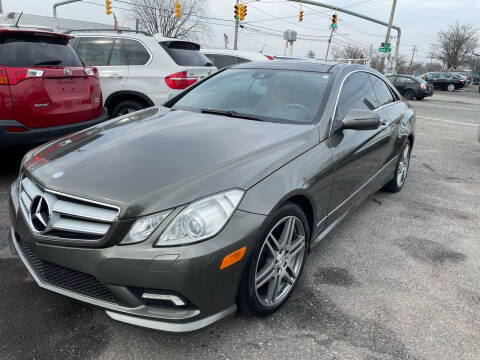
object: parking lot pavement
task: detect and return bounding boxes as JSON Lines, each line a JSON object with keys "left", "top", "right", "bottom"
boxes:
{"left": 1, "top": 90, "right": 479, "bottom": 360}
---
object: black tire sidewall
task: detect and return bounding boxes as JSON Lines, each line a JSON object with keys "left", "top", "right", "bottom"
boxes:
{"left": 404, "top": 90, "right": 415, "bottom": 100}
{"left": 111, "top": 100, "right": 145, "bottom": 118}
{"left": 240, "top": 202, "right": 310, "bottom": 316}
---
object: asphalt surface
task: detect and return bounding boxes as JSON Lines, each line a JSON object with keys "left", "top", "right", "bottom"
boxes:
{"left": 1, "top": 88, "right": 479, "bottom": 360}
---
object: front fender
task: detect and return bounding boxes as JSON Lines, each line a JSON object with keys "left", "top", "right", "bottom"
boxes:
{"left": 238, "top": 140, "right": 334, "bottom": 234}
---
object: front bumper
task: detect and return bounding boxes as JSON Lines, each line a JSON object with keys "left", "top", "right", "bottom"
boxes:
{"left": 8, "top": 183, "right": 266, "bottom": 332}
{"left": 0, "top": 108, "right": 108, "bottom": 149}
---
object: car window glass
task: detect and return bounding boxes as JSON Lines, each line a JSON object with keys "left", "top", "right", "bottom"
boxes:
{"left": 124, "top": 39, "right": 150, "bottom": 65}
{"left": 172, "top": 68, "right": 331, "bottom": 124}
{"left": 387, "top": 76, "right": 397, "bottom": 83}
{"left": 369, "top": 74, "right": 395, "bottom": 107}
{"left": 335, "top": 72, "right": 377, "bottom": 123}
{"left": 396, "top": 77, "right": 409, "bottom": 84}
{"left": 75, "top": 37, "right": 114, "bottom": 66}
{"left": 109, "top": 38, "right": 128, "bottom": 66}
{"left": 235, "top": 57, "right": 250, "bottom": 64}
{"left": 205, "top": 54, "right": 237, "bottom": 69}
{"left": 0, "top": 34, "right": 82, "bottom": 67}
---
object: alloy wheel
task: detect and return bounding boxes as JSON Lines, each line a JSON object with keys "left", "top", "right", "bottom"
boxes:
{"left": 118, "top": 107, "right": 137, "bottom": 116}
{"left": 396, "top": 143, "right": 410, "bottom": 188}
{"left": 447, "top": 84, "right": 455, "bottom": 92}
{"left": 254, "top": 216, "right": 306, "bottom": 307}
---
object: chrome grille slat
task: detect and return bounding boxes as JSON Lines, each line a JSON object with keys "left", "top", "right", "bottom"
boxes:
{"left": 19, "top": 175, "right": 119, "bottom": 242}
{"left": 52, "top": 218, "right": 110, "bottom": 236}
{"left": 20, "top": 191, "right": 32, "bottom": 211}
{"left": 52, "top": 200, "right": 118, "bottom": 222}
{"left": 22, "top": 177, "right": 42, "bottom": 200}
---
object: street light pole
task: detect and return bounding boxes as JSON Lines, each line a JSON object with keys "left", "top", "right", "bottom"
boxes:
{"left": 0, "top": 0, "right": 3, "bottom": 14}
{"left": 379, "top": 0, "right": 397, "bottom": 73}
{"left": 325, "top": 27, "right": 334, "bottom": 60}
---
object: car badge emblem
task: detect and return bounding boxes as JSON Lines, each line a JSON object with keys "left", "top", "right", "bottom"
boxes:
{"left": 30, "top": 195, "right": 51, "bottom": 233}
{"left": 64, "top": 67, "right": 73, "bottom": 76}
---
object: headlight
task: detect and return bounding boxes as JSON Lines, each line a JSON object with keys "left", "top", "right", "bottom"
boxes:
{"left": 155, "top": 189, "right": 244, "bottom": 247}
{"left": 121, "top": 210, "right": 171, "bottom": 245}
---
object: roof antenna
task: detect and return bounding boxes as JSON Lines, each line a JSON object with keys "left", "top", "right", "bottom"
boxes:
{"left": 14, "top": 11, "right": 24, "bottom": 27}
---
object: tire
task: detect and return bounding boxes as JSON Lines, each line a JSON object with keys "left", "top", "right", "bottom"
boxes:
{"left": 447, "top": 83, "right": 456, "bottom": 92}
{"left": 237, "top": 202, "right": 310, "bottom": 317}
{"left": 110, "top": 100, "right": 146, "bottom": 118}
{"left": 383, "top": 139, "right": 412, "bottom": 193}
{"left": 403, "top": 89, "right": 415, "bottom": 100}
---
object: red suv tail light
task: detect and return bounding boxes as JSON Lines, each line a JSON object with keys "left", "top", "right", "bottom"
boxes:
{"left": 165, "top": 71, "right": 198, "bottom": 90}
{"left": 84, "top": 67, "right": 99, "bottom": 79}
{"left": 264, "top": 55, "right": 274, "bottom": 60}
{"left": 2, "top": 67, "right": 44, "bottom": 85}
{"left": 420, "top": 83, "right": 426, "bottom": 90}
{"left": 0, "top": 68, "right": 8, "bottom": 85}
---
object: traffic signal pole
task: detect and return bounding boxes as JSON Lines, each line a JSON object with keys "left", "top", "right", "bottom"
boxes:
{"left": 53, "top": 0, "right": 81, "bottom": 17}
{"left": 287, "top": 0, "right": 401, "bottom": 73}
{"left": 325, "top": 27, "right": 334, "bottom": 60}
{"left": 234, "top": 0, "right": 239, "bottom": 50}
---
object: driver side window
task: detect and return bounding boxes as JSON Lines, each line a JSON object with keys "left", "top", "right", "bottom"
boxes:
{"left": 334, "top": 72, "right": 377, "bottom": 130}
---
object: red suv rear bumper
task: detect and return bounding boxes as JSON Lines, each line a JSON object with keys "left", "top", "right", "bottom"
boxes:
{"left": 0, "top": 108, "right": 108, "bottom": 148}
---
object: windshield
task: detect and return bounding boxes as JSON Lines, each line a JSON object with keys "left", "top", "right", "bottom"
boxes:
{"left": 415, "top": 77, "right": 427, "bottom": 84}
{"left": 171, "top": 68, "right": 331, "bottom": 124}
{"left": 0, "top": 34, "right": 82, "bottom": 67}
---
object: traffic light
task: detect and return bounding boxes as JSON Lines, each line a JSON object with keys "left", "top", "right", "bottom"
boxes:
{"left": 105, "top": 0, "right": 112, "bottom": 15}
{"left": 234, "top": 4, "right": 240, "bottom": 20}
{"left": 175, "top": 2, "right": 181, "bottom": 18}
{"left": 298, "top": 10, "right": 304, "bottom": 22}
{"left": 331, "top": 13, "right": 338, "bottom": 29}
{"left": 239, "top": 4, "right": 247, "bottom": 21}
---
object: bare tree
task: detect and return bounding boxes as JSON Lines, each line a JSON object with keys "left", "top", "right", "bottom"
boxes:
{"left": 131, "top": 0, "right": 208, "bottom": 40}
{"left": 332, "top": 45, "right": 366, "bottom": 61}
{"left": 432, "top": 22, "right": 478, "bottom": 70}
{"left": 306, "top": 50, "right": 316, "bottom": 59}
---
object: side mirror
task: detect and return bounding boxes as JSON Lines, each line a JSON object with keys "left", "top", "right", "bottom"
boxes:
{"left": 342, "top": 109, "right": 381, "bottom": 131}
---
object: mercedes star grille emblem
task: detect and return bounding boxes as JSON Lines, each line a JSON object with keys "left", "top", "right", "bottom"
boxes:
{"left": 30, "top": 196, "right": 51, "bottom": 233}
{"left": 64, "top": 67, "right": 73, "bottom": 76}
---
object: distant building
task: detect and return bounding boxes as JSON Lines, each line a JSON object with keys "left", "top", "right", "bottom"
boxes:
{"left": 0, "top": 12, "right": 129, "bottom": 33}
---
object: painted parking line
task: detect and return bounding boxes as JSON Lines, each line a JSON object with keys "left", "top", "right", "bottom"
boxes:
{"left": 417, "top": 115, "right": 478, "bottom": 127}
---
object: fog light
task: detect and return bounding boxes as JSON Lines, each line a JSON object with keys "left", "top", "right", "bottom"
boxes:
{"left": 142, "top": 293, "right": 186, "bottom": 306}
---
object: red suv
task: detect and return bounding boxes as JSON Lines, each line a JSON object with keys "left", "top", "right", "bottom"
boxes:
{"left": 0, "top": 27, "right": 107, "bottom": 148}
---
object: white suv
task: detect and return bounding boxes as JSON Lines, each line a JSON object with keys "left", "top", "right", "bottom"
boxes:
{"left": 68, "top": 30, "right": 216, "bottom": 117}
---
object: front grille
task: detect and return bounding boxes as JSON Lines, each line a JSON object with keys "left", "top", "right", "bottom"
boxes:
{"left": 19, "top": 176, "right": 119, "bottom": 242}
{"left": 17, "top": 239, "right": 116, "bottom": 303}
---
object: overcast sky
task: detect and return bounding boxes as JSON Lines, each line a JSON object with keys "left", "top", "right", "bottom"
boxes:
{"left": 2, "top": 0, "right": 479, "bottom": 63}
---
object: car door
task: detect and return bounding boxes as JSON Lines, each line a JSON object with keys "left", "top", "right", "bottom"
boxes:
{"left": 425, "top": 73, "right": 437, "bottom": 88}
{"left": 327, "top": 71, "right": 393, "bottom": 225}
{"left": 74, "top": 37, "right": 129, "bottom": 104}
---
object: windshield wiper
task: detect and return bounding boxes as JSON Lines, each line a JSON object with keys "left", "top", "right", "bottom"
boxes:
{"left": 201, "top": 108, "right": 265, "bottom": 121}
{"left": 34, "top": 60, "right": 63, "bottom": 65}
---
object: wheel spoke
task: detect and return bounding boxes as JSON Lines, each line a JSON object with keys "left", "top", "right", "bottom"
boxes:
{"left": 266, "top": 274, "right": 280, "bottom": 304}
{"left": 289, "top": 238, "right": 305, "bottom": 259}
{"left": 256, "top": 262, "right": 275, "bottom": 289}
{"left": 284, "top": 268, "right": 296, "bottom": 285}
{"left": 279, "top": 217, "right": 295, "bottom": 249}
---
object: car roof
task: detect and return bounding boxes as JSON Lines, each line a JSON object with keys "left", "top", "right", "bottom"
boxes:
{"left": 0, "top": 26, "right": 71, "bottom": 40}
{"left": 233, "top": 59, "right": 359, "bottom": 74}
{"left": 67, "top": 29, "right": 152, "bottom": 39}
{"left": 201, "top": 49, "right": 270, "bottom": 59}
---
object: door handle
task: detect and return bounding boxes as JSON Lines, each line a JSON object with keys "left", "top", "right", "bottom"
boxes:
{"left": 108, "top": 74, "right": 124, "bottom": 79}
{"left": 380, "top": 119, "right": 389, "bottom": 129}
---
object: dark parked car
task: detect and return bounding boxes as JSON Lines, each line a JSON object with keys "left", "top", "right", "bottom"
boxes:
{"left": 387, "top": 74, "right": 433, "bottom": 100}
{"left": 0, "top": 26, "right": 107, "bottom": 148}
{"left": 452, "top": 73, "right": 470, "bottom": 86}
{"left": 8, "top": 61, "right": 415, "bottom": 332}
{"left": 422, "top": 72, "right": 464, "bottom": 91}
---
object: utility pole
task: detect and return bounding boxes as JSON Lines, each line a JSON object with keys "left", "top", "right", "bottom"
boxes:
{"left": 408, "top": 45, "right": 417, "bottom": 74}
{"left": 233, "top": 0, "right": 239, "bottom": 50}
{"left": 0, "top": 0, "right": 3, "bottom": 14}
{"left": 325, "top": 28, "right": 334, "bottom": 60}
{"left": 369, "top": 44, "right": 373, "bottom": 68}
{"left": 378, "top": 0, "right": 397, "bottom": 74}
